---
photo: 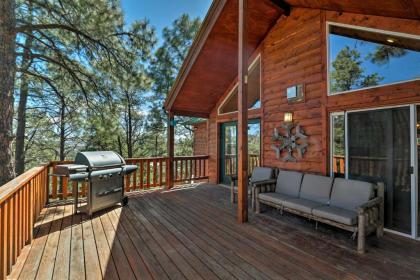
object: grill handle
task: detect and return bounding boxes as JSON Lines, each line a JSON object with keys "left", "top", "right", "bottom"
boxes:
{"left": 90, "top": 167, "right": 123, "bottom": 178}
{"left": 122, "top": 165, "right": 138, "bottom": 176}
{"left": 69, "top": 172, "right": 89, "bottom": 181}
{"left": 96, "top": 187, "right": 123, "bottom": 197}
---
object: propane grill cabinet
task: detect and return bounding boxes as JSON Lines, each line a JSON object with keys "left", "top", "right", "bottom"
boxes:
{"left": 53, "top": 151, "right": 138, "bottom": 217}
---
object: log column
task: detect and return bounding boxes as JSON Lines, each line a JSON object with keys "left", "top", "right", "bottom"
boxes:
{"left": 237, "top": 0, "right": 248, "bottom": 223}
{"left": 167, "top": 111, "right": 175, "bottom": 189}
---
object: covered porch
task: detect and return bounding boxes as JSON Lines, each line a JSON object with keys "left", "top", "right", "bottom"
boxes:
{"left": 8, "top": 183, "right": 420, "bottom": 279}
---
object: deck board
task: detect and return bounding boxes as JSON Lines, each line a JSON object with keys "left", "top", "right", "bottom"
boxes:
{"left": 8, "top": 184, "right": 420, "bottom": 280}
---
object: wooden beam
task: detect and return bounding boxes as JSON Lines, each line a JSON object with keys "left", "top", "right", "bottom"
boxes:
{"left": 167, "top": 111, "right": 175, "bottom": 190}
{"left": 171, "top": 109, "right": 209, "bottom": 118}
{"left": 270, "top": 0, "right": 291, "bottom": 16}
{"left": 237, "top": 0, "right": 249, "bottom": 224}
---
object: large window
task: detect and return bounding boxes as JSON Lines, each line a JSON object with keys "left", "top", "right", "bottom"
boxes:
{"left": 328, "top": 23, "right": 420, "bottom": 95}
{"left": 218, "top": 56, "right": 261, "bottom": 114}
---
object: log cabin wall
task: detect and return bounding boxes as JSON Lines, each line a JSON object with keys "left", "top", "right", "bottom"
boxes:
{"left": 205, "top": 7, "right": 420, "bottom": 183}
{"left": 193, "top": 121, "right": 209, "bottom": 156}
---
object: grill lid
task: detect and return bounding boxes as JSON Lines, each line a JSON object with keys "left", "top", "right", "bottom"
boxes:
{"left": 75, "top": 151, "right": 125, "bottom": 169}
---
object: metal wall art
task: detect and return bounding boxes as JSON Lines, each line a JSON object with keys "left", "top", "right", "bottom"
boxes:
{"left": 271, "top": 122, "right": 308, "bottom": 162}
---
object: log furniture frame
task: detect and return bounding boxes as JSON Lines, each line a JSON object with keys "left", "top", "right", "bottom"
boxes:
{"left": 254, "top": 172, "right": 385, "bottom": 254}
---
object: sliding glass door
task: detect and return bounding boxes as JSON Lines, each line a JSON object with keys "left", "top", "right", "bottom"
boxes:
{"left": 347, "top": 107, "right": 412, "bottom": 234}
{"left": 331, "top": 105, "right": 419, "bottom": 237}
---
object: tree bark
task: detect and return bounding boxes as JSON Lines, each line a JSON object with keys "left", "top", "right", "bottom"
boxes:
{"left": 15, "top": 36, "right": 33, "bottom": 175}
{"left": 59, "top": 96, "right": 66, "bottom": 161}
{"left": 0, "top": 0, "right": 16, "bottom": 185}
{"left": 125, "top": 93, "right": 133, "bottom": 158}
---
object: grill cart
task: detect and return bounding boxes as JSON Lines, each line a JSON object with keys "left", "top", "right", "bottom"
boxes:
{"left": 53, "top": 151, "right": 137, "bottom": 217}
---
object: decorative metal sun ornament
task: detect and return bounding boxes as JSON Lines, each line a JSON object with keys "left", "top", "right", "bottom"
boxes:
{"left": 271, "top": 122, "right": 308, "bottom": 162}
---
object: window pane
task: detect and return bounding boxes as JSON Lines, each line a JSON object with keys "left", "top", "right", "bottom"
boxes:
{"left": 331, "top": 114, "right": 345, "bottom": 177}
{"left": 329, "top": 25, "right": 420, "bottom": 94}
{"left": 219, "top": 58, "right": 261, "bottom": 114}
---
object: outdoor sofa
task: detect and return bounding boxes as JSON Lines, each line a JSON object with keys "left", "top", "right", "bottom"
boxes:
{"left": 230, "top": 167, "right": 275, "bottom": 211}
{"left": 254, "top": 170, "right": 384, "bottom": 253}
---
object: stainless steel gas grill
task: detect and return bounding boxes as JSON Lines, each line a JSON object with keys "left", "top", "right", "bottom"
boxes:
{"left": 53, "top": 151, "right": 137, "bottom": 217}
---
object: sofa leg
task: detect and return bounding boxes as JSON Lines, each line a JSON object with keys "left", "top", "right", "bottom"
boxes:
{"left": 256, "top": 198, "right": 260, "bottom": 214}
{"left": 251, "top": 193, "right": 255, "bottom": 212}
{"left": 357, "top": 214, "right": 366, "bottom": 254}
{"left": 230, "top": 187, "right": 234, "bottom": 204}
{"left": 376, "top": 225, "right": 384, "bottom": 238}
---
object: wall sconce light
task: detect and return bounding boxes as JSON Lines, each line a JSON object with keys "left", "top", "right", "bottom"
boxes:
{"left": 284, "top": 112, "right": 293, "bottom": 123}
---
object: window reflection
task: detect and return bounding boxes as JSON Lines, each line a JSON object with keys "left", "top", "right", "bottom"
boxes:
{"left": 328, "top": 25, "right": 420, "bottom": 94}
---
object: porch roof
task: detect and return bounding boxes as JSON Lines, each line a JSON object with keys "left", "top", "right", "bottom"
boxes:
{"left": 164, "top": 0, "right": 419, "bottom": 118}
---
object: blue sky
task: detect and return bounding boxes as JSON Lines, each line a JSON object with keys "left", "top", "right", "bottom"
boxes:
{"left": 121, "top": 0, "right": 212, "bottom": 44}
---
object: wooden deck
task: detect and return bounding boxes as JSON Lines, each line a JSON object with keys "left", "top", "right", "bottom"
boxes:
{"left": 8, "top": 184, "right": 420, "bottom": 280}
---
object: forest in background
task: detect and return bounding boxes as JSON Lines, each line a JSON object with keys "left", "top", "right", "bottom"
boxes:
{"left": 0, "top": 0, "right": 202, "bottom": 184}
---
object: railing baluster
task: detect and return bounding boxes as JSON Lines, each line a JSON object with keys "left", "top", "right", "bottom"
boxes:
{"left": 159, "top": 159, "right": 163, "bottom": 187}
{"left": 146, "top": 159, "right": 150, "bottom": 189}
{"left": 133, "top": 162, "right": 137, "bottom": 191}
{"left": 140, "top": 160, "right": 144, "bottom": 189}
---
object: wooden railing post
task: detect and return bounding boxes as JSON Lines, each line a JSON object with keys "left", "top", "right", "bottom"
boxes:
{"left": 167, "top": 111, "right": 175, "bottom": 189}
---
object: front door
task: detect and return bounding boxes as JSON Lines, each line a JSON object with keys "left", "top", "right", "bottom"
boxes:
{"left": 219, "top": 119, "right": 261, "bottom": 185}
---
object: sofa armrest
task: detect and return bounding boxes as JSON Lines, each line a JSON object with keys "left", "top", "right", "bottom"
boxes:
{"left": 252, "top": 179, "right": 277, "bottom": 194}
{"left": 357, "top": 197, "right": 382, "bottom": 214}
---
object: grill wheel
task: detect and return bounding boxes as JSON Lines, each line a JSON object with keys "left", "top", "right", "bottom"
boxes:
{"left": 122, "top": 196, "right": 129, "bottom": 206}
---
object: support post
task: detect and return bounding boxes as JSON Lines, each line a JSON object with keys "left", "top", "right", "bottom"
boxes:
{"left": 237, "top": 0, "right": 249, "bottom": 223}
{"left": 167, "top": 111, "right": 175, "bottom": 189}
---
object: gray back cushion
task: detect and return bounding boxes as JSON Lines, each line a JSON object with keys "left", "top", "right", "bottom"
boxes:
{"left": 299, "top": 174, "right": 333, "bottom": 204}
{"left": 275, "top": 170, "right": 303, "bottom": 197}
{"left": 250, "top": 167, "right": 273, "bottom": 183}
{"left": 330, "top": 178, "right": 374, "bottom": 211}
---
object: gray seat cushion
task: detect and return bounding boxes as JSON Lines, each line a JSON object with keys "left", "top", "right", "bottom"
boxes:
{"left": 282, "top": 198, "right": 324, "bottom": 214}
{"left": 330, "top": 178, "right": 375, "bottom": 211}
{"left": 258, "top": 192, "right": 294, "bottom": 205}
{"left": 275, "top": 170, "right": 303, "bottom": 198}
{"left": 312, "top": 205, "right": 358, "bottom": 226}
{"left": 299, "top": 174, "right": 333, "bottom": 204}
{"left": 250, "top": 167, "right": 273, "bottom": 183}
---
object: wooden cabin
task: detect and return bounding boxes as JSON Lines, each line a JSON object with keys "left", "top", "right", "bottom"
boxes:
{"left": 2, "top": 1, "right": 420, "bottom": 279}
{"left": 164, "top": 0, "right": 420, "bottom": 237}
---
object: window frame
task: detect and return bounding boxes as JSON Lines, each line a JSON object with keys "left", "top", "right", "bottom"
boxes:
{"left": 217, "top": 54, "right": 262, "bottom": 115}
{"left": 326, "top": 21, "right": 420, "bottom": 96}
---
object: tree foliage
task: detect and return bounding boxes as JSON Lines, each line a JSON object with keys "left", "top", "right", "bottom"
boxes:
{"left": 0, "top": 0, "right": 204, "bottom": 183}
{"left": 330, "top": 46, "right": 383, "bottom": 93}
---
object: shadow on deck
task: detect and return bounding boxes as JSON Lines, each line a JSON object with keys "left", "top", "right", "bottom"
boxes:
{"left": 8, "top": 183, "right": 420, "bottom": 279}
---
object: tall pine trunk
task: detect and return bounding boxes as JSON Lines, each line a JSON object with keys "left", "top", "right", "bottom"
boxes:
{"left": 0, "top": 0, "right": 16, "bottom": 185}
{"left": 15, "top": 36, "right": 33, "bottom": 175}
{"left": 59, "top": 96, "right": 66, "bottom": 161}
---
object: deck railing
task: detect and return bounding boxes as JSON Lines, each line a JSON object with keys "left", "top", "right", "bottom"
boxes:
{"left": 0, "top": 155, "right": 208, "bottom": 279}
{"left": 224, "top": 153, "right": 260, "bottom": 176}
{"left": 0, "top": 165, "right": 49, "bottom": 279}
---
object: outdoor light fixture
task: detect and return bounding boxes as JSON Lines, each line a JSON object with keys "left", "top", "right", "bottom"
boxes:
{"left": 284, "top": 112, "right": 293, "bottom": 123}
{"left": 387, "top": 38, "right": 395, "bottom": 43}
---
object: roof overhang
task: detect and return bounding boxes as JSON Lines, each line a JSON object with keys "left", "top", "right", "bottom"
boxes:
{"left": 164, "top": 0, "right": 286, "bottom": 117}
{"left": 164, "top": 0, "right": 420, "bottom": 118}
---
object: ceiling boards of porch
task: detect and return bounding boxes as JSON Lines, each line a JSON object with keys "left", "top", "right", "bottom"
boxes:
{"left": 285, "top": 0, "right": 420, "bottom": 20}
{"left": 165, "top": 0, "right": 285, "bottom": 118}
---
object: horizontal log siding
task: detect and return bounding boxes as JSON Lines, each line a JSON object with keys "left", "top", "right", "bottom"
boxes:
{"left": 205, "top": 7, "right": 420, "bottom": 182}
{"left": 262, "top": 8, "right": 324, "bottom": 173}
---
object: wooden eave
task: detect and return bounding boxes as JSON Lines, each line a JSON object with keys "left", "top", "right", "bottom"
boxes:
{"left": 164, "top": 0, "right": 420, "bottom": 118}
{"left": 164, "top": 0, "right": 285, "bottom": 117}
